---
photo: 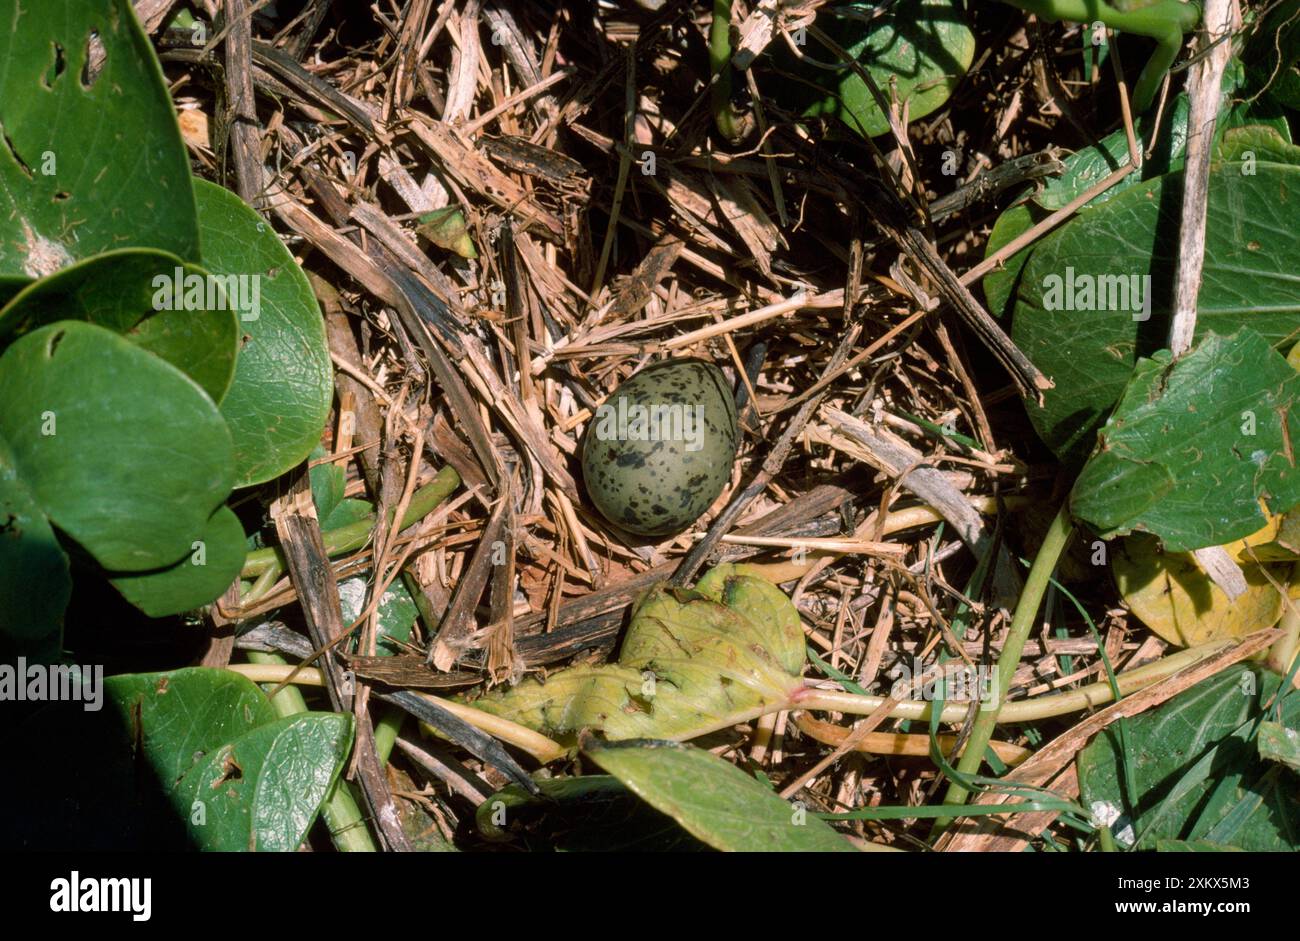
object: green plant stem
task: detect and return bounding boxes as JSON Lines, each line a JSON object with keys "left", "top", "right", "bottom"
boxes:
{"left": 798, "top": 637, "right": 1223, "bottom": 722}
{"left": 230, "top": 635, "right": 1233, "bottom": 767}
{"left": 245, "top": 651, "right": 377, "bottom": 852}
{"left": 709, "top": 0, "right": 741, "bottom": 141}
{"left": 942, "top": 499, "right": 1073, "bottom": 811}
{"left": 373, "top": 708, "right": 404, "bottom": 767}
{"left": 241, "top": 465, "right": 460, "bottom": 579}
{"left": 1000, "top": 1, "right": 1200, "bottom": 110}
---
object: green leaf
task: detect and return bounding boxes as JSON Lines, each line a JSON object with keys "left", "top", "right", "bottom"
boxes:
{"left": 337, "top": 573, "right": 419, "bottom": 652}
{"left": 1077, "top": 665, "right": 1300, "bottom": 851}
{"left": 1011, "top": 163, "right": 1300, "bottom": 464}
{"left": 1072, "top": 329, "right": 1300, "bottom": 551}
{"left": 982, "top": 201, "right": 1044, "bottom": 320}
{"left": 0, "top": 443, "right": 70, "bottom": 658}
{"left": 0, "top": 0, "right": 199, "bottom": 299}
{"left": 0, "top": 668, "right": 350, "bottom": 851}
{"left": 774, "top": 0, "right": 974, "bottom": 140}
{"left": 465, "top": 564, "right": 806, "bottom": 745}
{"left": 0, "top": 249, "right": 239, "bottom": 404}
{"left": 1245, "top": 1, "right": 1300, "bottom": 110}
{"left": 1257, "top": 720, "right": 1300, "bottom": 773}
{"left": 0, "top": 320, "right": 234, "bottom": 571}
{"left": 1034, "top": 93, "right": 1189, "bottom": 212}
{"left": 1155, "top": 839, "right": 1245, "bottom": 852}
{"left": 584, "top": 739, "right": 858, "bottom": 852}
{"left": 308, "top": 445, "right": 374, "bottom": 530}
{"left": 194, "top": 179, "right": 332, "bottom": 487}
{"left": 109, "top": 505, "right": 247, "bottom": 618}
{"left": 476, "top": 775, "right": 710, "bottom": 851}
{"left": 309, "top": 446, "right": 346, "bottom": 521}
{"left": 1216, "top": 124, "right": 1300, "bottom": 166}
{"left": 173, "top": 712, "right": 352, "bottom": 851}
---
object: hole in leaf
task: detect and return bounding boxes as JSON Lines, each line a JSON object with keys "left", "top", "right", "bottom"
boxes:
{"left": 80, "top": 30, "right": 105, "bottom": 90}
{"left": 52, "top": 191, "right": 70, "bottom": 202}
{"left": 210, "top": 753, "right": 243, "bottom": 788}
{"left": 46, "top": 329, "right": 67, "bottom": 358}
{"left": 0, "top": 124, "right": 33, "bottom": 179}
{"left": 42, "top": 42, "right": 66, "bottom": 88}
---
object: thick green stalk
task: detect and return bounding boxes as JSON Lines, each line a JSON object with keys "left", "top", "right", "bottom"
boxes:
{"left": 242, "top": 465, "right": 460, "bottom": 579}
{"left": 941, "top": 499, "right": 1074, "bottom": 809}
{"left": 1000, "top": 1, "right": 1200, "bottom": 110}
{"left": 709, "top": 0, "right": 741, "bottom": 141}
{"left": 246, "top": 651, "right": 377, "bottom": 852}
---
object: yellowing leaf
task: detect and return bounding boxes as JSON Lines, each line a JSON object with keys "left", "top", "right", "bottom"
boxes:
{"left": 463, "top": 564, "right": 805, "bottom": 746}
{"left": 1113, "top": 534, "right": 1287, "bottom": 647}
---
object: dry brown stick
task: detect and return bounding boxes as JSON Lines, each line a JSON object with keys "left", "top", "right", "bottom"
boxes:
{"left": 271, "top": 468, "right": 352, "bottom": 714}
{"left": 822, "top": 407, "right": 1021, "bottom": 609}
{"left": 220, "top": 0, "right": 265, "bottom": 206}
{"left": 430, "top": 482, "right": 515, "bottom": 670}
{"left": 314, "top": 272, "right": 386, "bottom": 495}
{"left": 351, "top": 710, "right": 413, "bottom": 852}
{"left": 1170, "top": 0, "right": 1238, "bottom": 357}
{"left": 1172, "top": 0, "right": 1244, "bottom": 597}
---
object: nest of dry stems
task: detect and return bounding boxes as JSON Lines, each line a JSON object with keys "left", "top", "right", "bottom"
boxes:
{"left": 160, "top": 0, "right": 1184, "bottom": 848}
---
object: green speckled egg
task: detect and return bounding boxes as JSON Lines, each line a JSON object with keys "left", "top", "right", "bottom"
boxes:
{"left": 582, "top": 358, "right": 739, "bottom": 537}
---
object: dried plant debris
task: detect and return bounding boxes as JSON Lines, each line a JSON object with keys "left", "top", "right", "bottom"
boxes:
{"left": 3, "top": 0, "right": 1300, "bottom": 856}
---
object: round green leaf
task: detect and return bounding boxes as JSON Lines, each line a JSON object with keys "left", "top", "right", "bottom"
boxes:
{"left": 109, "top": 505, "right": 247, "bottom": 617}
{"left": 174, "top": 712, "right": 353, "bottom": 852}
{"left": 194, "top": 179, "right": 332, "bottom": 486}
{"left": 0, "top": 320, "right": 234, "bottom": 571}
{"left": 774, "top": 0, "right": 974, "bottom": 139}
{"left": 0, "top": 249, "right": 239, "bottom": 404}
{"left": 0, "top": 0, "right": 199, "bottom": 298}
{"left": 0, "top": 441, "right": 70, "bottom": 658}
{"left": 0, "top": 668, "right": 350, "bottom": 850}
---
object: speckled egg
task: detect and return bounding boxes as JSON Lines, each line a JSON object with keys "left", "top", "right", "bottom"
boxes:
{"left": 582, "top": 358, "right": 739, "bottom": 537}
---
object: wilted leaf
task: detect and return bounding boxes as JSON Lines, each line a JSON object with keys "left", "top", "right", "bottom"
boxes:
{"left": 465, "top": 564, "right": 805, "bottom": 745}
{"left": 1112, "top": 531, "right": 1288, "bottom": 647}
{"left": 416, "top": 207, "right": 477, "bottom": 259}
